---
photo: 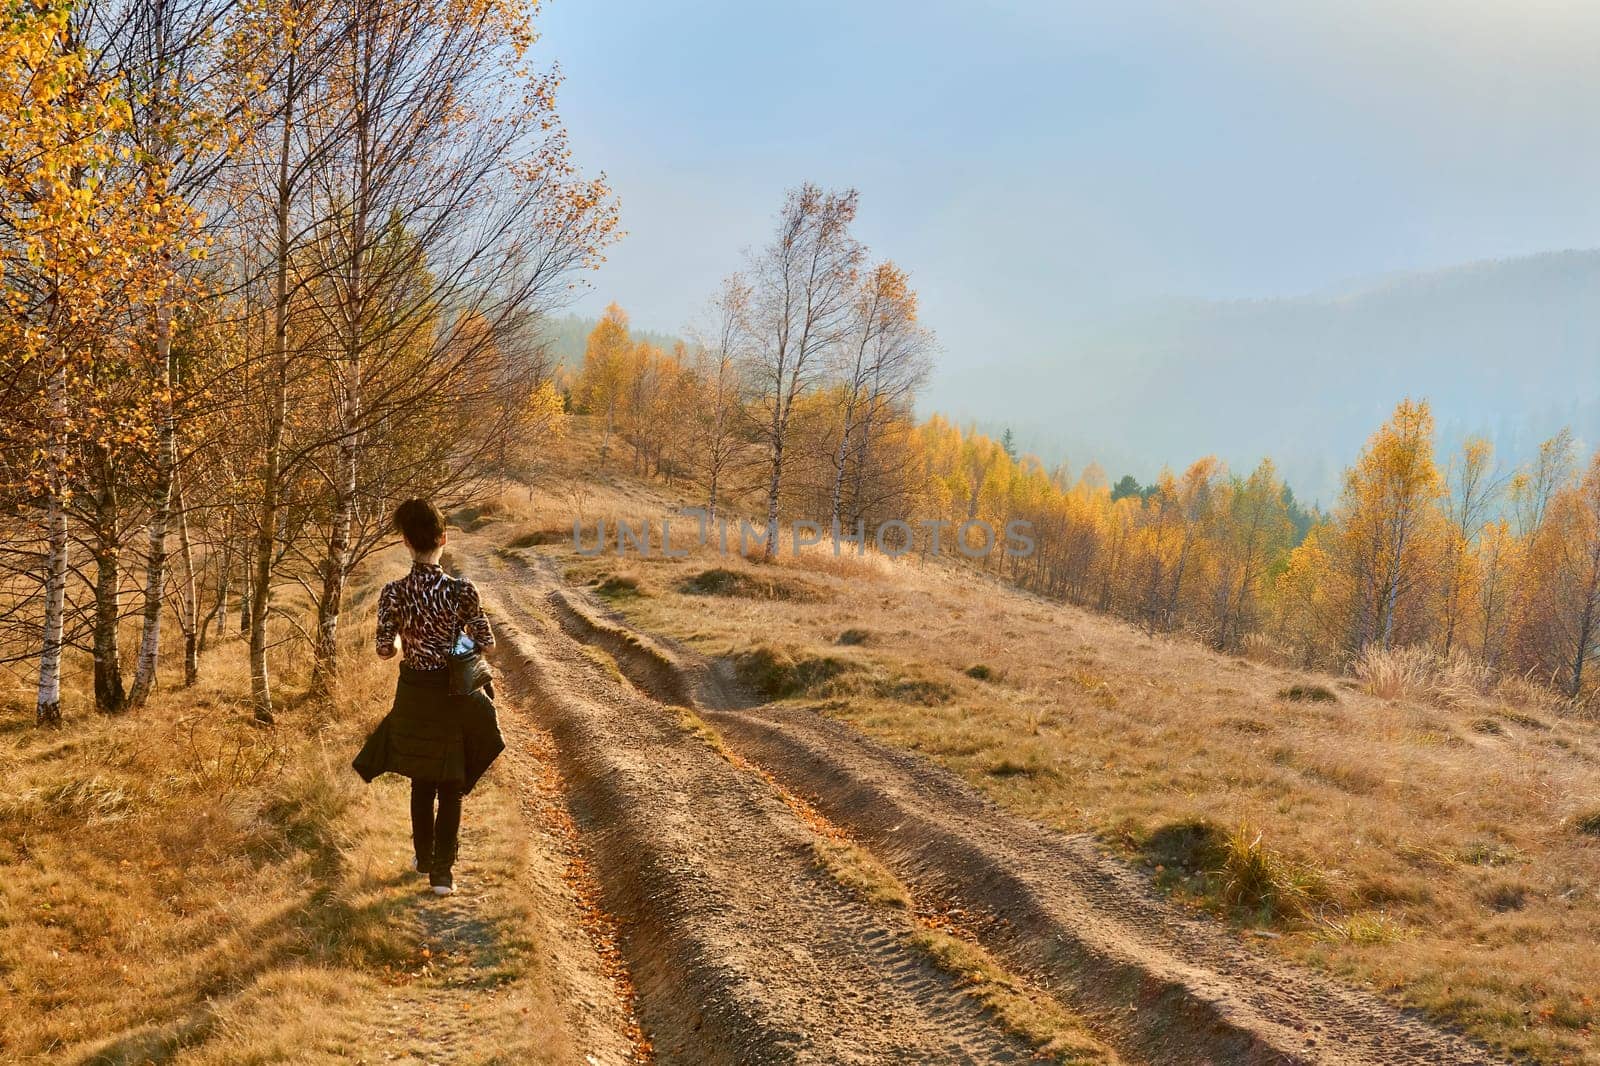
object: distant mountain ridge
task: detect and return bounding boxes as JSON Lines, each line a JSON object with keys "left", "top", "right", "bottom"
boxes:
{"left": 932, "top": 249, "right": 1600, "bottom": 503}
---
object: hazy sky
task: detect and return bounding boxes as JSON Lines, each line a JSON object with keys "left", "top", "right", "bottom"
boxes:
{"left": 539, "top": 0, "right": 1600, "bottom": 419}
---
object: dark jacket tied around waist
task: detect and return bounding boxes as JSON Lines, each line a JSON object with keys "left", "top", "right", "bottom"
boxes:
{"left": 353, "top": 664, "right": 504, "bottom": 792}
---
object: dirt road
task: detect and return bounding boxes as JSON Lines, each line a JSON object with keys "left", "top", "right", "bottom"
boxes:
{"left": 470, "top": 548, "right": 1060, "bottom": 1064}
{"left": 468, "top": 544, "right": 1505, "bottom": 1065}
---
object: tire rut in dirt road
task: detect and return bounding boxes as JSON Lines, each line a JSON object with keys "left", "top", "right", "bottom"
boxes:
{"left": 536, "top": 565, "right": 1507, "bottom": 1066}
{"left": 492, "top": 707, "right": 652, "bottom": 1062}
{"left": 468, "top": 550, "right": 1058, "bottom": 1065}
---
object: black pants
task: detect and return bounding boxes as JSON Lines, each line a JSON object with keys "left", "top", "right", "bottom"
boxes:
{"left": 410, "top": 779, "right": 462, "bottom": 873}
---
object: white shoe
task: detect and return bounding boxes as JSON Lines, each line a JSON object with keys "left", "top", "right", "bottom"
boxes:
{"left": 431, "top": 883, "right": 454, "bottom": 897}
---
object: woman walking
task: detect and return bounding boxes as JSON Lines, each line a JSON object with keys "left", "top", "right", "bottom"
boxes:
{"left": 354, "top": 499, "right": 504, "bottom": 896}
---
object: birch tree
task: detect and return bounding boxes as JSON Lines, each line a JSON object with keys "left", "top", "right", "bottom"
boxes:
{"left": 577, "top": 302, "right": 631, "bottom": 457}
{"left": 114, "top": 0, "right": 236, "bottom": 710}
{"left": 1437, "top": 436, "right": 1498, "bottom": 658}
{"left": 1208, "top": 459, "right": 1293, "bottom": 651}
{"left": 0, "top": 0, "right": 153, "bottom": 723}
{"left": 828, "top": 261, "right": 930, "bottom": 529}
{"left": 745, "top": 184, "right": 862, "bottom": 558}
{"left": 1519, "top": 452, "right": 1600, "bottom": 699}
{"left": 297, "top": 0, "right": 618, "bottom": 692}
{"left": 231, "top": 0, "right": 341, "bottom": 723}
{"left": 1335, "top": 399, "right": 1443, "bottom": 652}
{"left": 687, "top": 275, "right": 750, "bottom": 522}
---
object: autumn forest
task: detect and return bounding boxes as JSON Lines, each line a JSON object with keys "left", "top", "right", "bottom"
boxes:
{"left": 577, "top": 236, "right": 1600, "bottom": 708}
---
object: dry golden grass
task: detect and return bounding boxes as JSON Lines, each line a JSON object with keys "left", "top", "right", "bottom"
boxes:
{"left": 0, "top": 559, "right": 588, "bottom": 1065}
{"left": 507, "top": 456, "right": 1600, "bottom": 1063}
{"left": 904, "top": 930, "right": 1118, "bottom": 1065}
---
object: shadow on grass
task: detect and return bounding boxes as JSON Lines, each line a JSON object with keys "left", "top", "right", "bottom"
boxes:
{"left": 71, "top": 869, "right": 427, "bottom": 1066}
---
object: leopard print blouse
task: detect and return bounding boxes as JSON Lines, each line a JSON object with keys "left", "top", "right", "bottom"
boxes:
{"left": 376, "top": 561, "right": 495, "bottom": 671}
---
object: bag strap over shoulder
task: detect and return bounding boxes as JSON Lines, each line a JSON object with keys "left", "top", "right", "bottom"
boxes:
{"left": 448, "top": 575, "right": 466, "bottom": 640}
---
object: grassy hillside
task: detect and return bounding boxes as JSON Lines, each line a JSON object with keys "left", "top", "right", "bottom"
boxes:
{"left": 0, "top": 554, "right": 638, "bottom": 1065}
{"left": 499, "top": 427, "right": 1600, "bottom": 1064}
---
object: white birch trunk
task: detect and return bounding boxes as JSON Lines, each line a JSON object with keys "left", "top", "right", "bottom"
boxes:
{"left": 36, "top": 361, "right": 69, "bottom": 726}
{"left": 127, "top": 300, "right": 176, "bottom": 709}
{"left": 174, "top": 470, "right": 199, "bottom": 686}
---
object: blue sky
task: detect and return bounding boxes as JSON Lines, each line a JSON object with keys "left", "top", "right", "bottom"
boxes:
{"left": 538, "top": 0, "right": 1600, "bottom": 462}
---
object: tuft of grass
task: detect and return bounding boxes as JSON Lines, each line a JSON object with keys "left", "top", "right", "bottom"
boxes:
{"left": 506, "top": 528, "right": 564, "bottom": 549}
{"left": 1353, "top": 872, "right": 1432, "bottom": 907}
{"left": 1354, "top": 645, "right": 1495, "bottom": 707}
{"left": 594, "top": 574, "right": 642, "bottom": 600}
{"left": 873, "top": 674, "right": 957, "bottom": 706}
{"left": 1480, "top": 880, "right": 1530, "bottom": 913}
{"left": 2, "top": 773, "right": 137, "bottom": 823}
{"left": 680, "top": 567, "right": 825, "bottom": 602}
{"left": 731, "top": 645, "right": 857, "bottom": 700}
{"left": 1297, "top": 755, "right": 1382, "bottom": 796}
{"left": 1315, "top": 911, "right": 1410, "bottom": 945}
{"left": 448, "top": 499, "right": 508, "bottom": 532}
{"left": 1213, "top": 823, "right": 1326, "bottom": 922}
{"left": 965, "top": 664, "right": 995, "bottom": 681}
{"left": 1354, "top": 645, "right": 1436, "bottom": 701}
{"left": 1495, "top": 707, "right": 1550, "bottom": 731}
{"left": 679, "top": 567, "right": 745, "bottom": 596}
{"left": 258, "top": 754, "right": 358, "bottom": 859}
{"left": 836, "top": 628, "right": 870, "bottom": 646}
{"left": 1494, "top": 672, "right": 1565, "bottom": 714}
{"left": 1066, "top": 668, "right": 1118, "bottom": 707}
{"left": 743, "top": 651, "right": 953, "bottom": 707}
{"left": 1572, "top": 809, "right": 1600, "bottom": 838}
{"left": 1455, "top": 840, "right": 1518, "bottom": 867}
{"left": 1278, "top": 683, "right": 1337, "bottom": 703}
